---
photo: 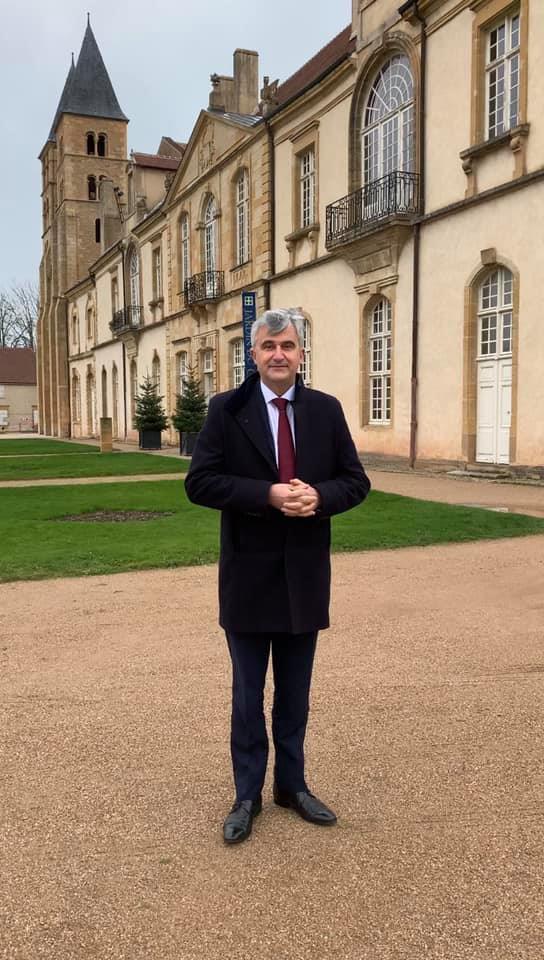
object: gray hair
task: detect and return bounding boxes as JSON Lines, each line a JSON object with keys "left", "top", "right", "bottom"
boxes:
{"left": 250, "top": 308, "right": 305, "bottom": 347}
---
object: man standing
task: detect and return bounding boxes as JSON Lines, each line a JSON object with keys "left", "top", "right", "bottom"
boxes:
{"left": 185, "top": 308, "right": 370, "bottom": 844}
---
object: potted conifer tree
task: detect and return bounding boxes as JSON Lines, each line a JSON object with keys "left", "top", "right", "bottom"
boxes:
{"left": 171, "top": 364, "right": 207, "bottom": 455}
{"left": 133, "top": 374, "right": 168, "bottom": 450}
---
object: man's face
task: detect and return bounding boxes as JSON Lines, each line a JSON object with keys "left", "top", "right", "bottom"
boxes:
{"left": 251, "top": 322, "right": 304, "bottom": 395}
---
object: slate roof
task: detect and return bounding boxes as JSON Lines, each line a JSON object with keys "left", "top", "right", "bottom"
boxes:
{"left": 0, "top": 348, "right": 37, "bottom": 386}
{"left": 220, "top": 112, "right": 262, "bottom": 127}
{"left": 131, "top": 152, "right": 180, "bottom": 171}
{"left": 275, "top": 25, "right": 354, "bottom": 107}
{"left": 46, "top": 21, "right": 127, "bottom": 145}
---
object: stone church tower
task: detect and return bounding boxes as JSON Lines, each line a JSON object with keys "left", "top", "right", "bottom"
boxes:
{"left": 38, "top": 19, "right": 128, "bottom": 436}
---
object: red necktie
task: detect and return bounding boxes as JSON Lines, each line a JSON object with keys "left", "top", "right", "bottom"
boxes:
{"left": 272, "top": 397, "right": 296, "bottom": 482}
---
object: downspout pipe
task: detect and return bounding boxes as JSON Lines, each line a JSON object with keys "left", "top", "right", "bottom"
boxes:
{"left": 263, "top": 116, "right": 275, "bottom": 310}
{"left": 120, "top": 241, "right": 128, "bottom": 439}
{"left": 400, "top": 0, "right": 426, "bottom": 468}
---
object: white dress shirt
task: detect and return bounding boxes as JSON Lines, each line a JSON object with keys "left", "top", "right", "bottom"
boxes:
{"left": 260, "top": 380, "right": 296, "bottom": 469}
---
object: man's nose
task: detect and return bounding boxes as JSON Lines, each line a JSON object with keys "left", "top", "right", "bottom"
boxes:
{"left": 272, "top": 345, "right": 284, "bottom": 358}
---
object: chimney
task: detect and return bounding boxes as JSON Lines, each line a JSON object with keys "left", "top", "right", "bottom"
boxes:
{"left": 233, "top": 49, "right": 259, "bottom": 115}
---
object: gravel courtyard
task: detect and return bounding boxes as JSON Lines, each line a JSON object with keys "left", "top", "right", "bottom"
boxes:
{"left": 2, "top": 531, "right": 544, "bottom": 960}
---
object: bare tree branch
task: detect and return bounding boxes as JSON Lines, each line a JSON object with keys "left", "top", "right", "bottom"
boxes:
{"left": 0, "top": 282, "right": 39, "bottom": 349}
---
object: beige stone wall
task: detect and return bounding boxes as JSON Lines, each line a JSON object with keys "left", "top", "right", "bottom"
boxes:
{"left": 0, "top": 384, "right": 37, "bottom": 431}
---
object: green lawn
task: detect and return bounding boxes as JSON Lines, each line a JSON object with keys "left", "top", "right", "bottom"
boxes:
{"left": 0, "top": 439, "right": 100, "bottom": 455}
{"left": 0, "top": 452, "right": 189, "bottom": 481}
{"left": 0, "top": 482, "right": 542, "bottom": 583}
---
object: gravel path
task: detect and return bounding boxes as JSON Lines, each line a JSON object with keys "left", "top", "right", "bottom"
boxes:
{"left": 2, "top": 534, "right": 544, "bottom": 960}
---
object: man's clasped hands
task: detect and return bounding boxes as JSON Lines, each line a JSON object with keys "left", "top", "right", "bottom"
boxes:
{"left": 268, "top": 477, "right": 321, "bottom": 517}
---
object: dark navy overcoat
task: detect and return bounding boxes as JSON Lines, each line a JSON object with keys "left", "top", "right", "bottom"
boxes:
{"left": 184, "top": 373, "right": 370, "bottom": 634}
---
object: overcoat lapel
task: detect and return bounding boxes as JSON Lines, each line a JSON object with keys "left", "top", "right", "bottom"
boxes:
{"left": 235, "top": 387, "right": 278, "bottom": 476}
{"left": 292, "top": 379, "right": 313, "bottom": 480}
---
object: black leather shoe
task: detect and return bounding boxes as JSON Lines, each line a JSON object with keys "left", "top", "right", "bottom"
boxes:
{"left": 273, "top": 785, "right": 337, "bottom": 825}
{"left": 223, "top": 797, "right": 262, "bottom": 844}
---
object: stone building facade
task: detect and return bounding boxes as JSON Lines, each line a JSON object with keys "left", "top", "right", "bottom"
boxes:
{"left": 38, "top": 1, "right": 544, "bottom": 472}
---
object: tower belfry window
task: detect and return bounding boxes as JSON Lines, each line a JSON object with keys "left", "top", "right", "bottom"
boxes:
{"left": 87, "top": 133, "right": 96, "bottom": 155}
{"left": 97, "top": 134, "right": 107, "bottom": 157}
{"left": 88, "top": 176, "right": 97, "bottom": 201}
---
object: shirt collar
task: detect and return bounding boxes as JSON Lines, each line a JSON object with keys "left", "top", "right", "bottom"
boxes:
{"left": 260, "top": 380, "right": 296, "bottom": 405}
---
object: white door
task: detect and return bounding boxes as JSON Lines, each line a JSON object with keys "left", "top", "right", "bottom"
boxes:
{"left": 476, "top": 268, "right": 513, "bottom": 465}
{"left": 476, "top": 359, "right": 511, "bottom": 464}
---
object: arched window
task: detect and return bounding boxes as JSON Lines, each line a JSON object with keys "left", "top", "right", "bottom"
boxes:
{"left": 363, "top": 55, "right": 414, "bottom": 184}
{"left": 86, "top": 132, "right": 96, "bottom": 155}
{"left": 97, "top": 133, "right": 107, "bottom": 157}
{"left": 71, "top": 311, "right": 79, "bottom": 351}
{"left": 128, "top": 248, "right": 140, "bottom": 315}
{"left": 204, "top": 195, "right": 217, "bottom": 274}
{"left": 130, "top": 359, "right": 138, "bottom": 427}
{"left": 72, "top": 372, "right": 81, "bottom": 422}
{"left": 177, "top": 350, "right": 188, "bottom": 395}
{"left": 299, "top": 318, "right": 312, "bottom": 386}
{"left": 368, "top": 298, "right": 392, "bottom": 423}
{"left": 86, "top": 369, "right": 96, "bottom": 436}
{"left": 112, "top": 364, "right": 119, "bottom": 439}
{"left": 101, "top": 367, "right": 108, "bottom": 418}
{"left": 88, "top": 175, "right": 97, "bottom": 200}
{"left": 231, "top": 338, "right": 244, "bottom": 388}
{"left": 86, "top": 304, "right": 94, "bottom": 341}
{"left": 235, "top": 170, "right": 250, "bottom": 265}
{"left": 477, "top": 268, "right": 513, "bottom": 359}
{"left": 152, "top": 353, "right": 161, "bottom": 392}
{"left": 180, "top": 213, "right": 190, "bottom": 288}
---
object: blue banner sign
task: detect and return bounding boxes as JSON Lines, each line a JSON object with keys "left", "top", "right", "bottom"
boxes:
{"left": 242, "top": 291, "right": 257, "bottom": 377}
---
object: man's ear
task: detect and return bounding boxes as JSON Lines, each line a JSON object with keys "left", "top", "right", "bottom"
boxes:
{"left": 250, "top": 348, "right": 256, "bottom": 361}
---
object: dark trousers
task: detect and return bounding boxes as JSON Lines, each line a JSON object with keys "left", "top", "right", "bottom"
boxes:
{"left": 225, "top": 630, "right": 318, "bottom": 801}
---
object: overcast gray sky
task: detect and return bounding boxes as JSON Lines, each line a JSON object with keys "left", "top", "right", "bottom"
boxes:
{"left": 0, "top": 0, "right": 350, "bottom": 290}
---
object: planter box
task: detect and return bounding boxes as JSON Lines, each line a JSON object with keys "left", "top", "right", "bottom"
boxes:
{"left": 139, "top": 429, "right": 162, "bottom": 450}
{"left": 181, "top": 432, "right": 199, "bottom": 456}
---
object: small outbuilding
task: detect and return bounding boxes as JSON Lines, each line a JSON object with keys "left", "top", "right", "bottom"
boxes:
{"left": 0, "top": 348, "right": 38, "bottom": 432}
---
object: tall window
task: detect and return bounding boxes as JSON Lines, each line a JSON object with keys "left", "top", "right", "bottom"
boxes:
{"left": 177, "top": 350, "right": 188, "bottom": 395}
{"left": 235, "top": 170, "right": 250, "bottom": 265}
{"left": 152, "top": 246, "right": 163, "bottom": 300}
{"left": 86, "top": 305, "right": 94, "bottom": 341}
{"left": 486, "top": 13, "right": 520, "bottom": 139}
{"left": 101, "top": 367, "right": 108, "bottom": 418}
{"left": 478, "top": 268, "right": 513, "bottom": 358}
{"left": 180, "top": 213, "right": 190, "bottom": 287}
{"left": 369, "top": 299, "right": 392, "bottom": 423}
{"left": 204, "top": 196, "right": 217, "bottom": 298}
{"left": 88, "top": 175, "right": 97, "bottom": 200}
{"left": 111, "top": 275, "right": 119, "bottom": 314}
{"left": 86, "top": 133, "right": 96, "bottom": 155}
{"left": 112, "top": 364, "right": 119, "bottom": 439}
{"left": 130, "top": 359, "right": 138, "bottom": 427}
{"left": 363, "top": 55, "right": 414, "bottom": 184}
{"left": 72, "top": 372, "right": 81, "bottom": 421}
{"left": 152, "top": 353, "right": 161, "bottom": 392}
{"left": 71, "top": 312, "right": 79, "bottom": 351}
{"left": 299, "top": 318, "right": 312, "bottom": 386}
{"left": 129, "top": 249, "right": 140, "bottom": 310}
{"left": 95, "top": 218, "right": 101, "bottom": 243}
{"left": 300, "top": 149, "right": 315, "bottom": 228}
{"left": 231, "top": 339, "right": 244, "bottom": 387}
{"left": 97, "top": 133, "right": 107, "bottom": 157}
{"left": 202, "top": 349, "right": 214, "bottom": 401}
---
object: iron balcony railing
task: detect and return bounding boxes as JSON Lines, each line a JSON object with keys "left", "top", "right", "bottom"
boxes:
{"left": 184, "top": 270, "right": 224, "bottom": 306}
{"left": 325, "top": 171, "right": 420, "bottom": 248}
{"left": 110, "top": 306, "right": 143, "bottom": 334}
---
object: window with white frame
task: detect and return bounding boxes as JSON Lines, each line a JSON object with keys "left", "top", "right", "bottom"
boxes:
{"left": 177, "top": 350, "right": 188, "bottom": 395}
{"left": 202, "top": 348, "right": 214, "bottom": 401}
{"left": 235, "top": 170, "right": 250, "bottom": 265}
{"left": 299, "top": 318, "right": 312, "bottom": 386}
{"left": 486, "top": 12, "right": 520, "bottom": 139}
{"left": 299, "top": 149, "right": 315, "bottom": 228}
{"left": 152, "top": 246, "right": 162, "bottom": 300}
{"left": 180, "top": 213, "right": 190, "bottom": 288}
{"left": 231, "top": 338, "right": 244, "bottom": 388}
{"left": 478, "top": 268, "right": 513, "bottom": 358}
{"left": 369, "top": 299, "right": 392, "bottom": 423}
{"left": 204, "top": 196, "right": 217, "bottom": 273}
{"left": 129, "top": 248, "right": 140, "bottom": 310}
{"left": 363, "top": 55, "right": 415, "bottom": 185}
